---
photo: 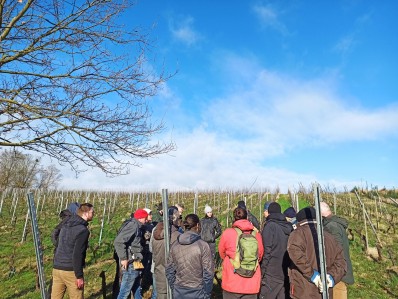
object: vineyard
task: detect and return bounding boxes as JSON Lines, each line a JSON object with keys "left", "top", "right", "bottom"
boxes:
{"left": 0, "top": 187, "right": 397, "bottom": 298}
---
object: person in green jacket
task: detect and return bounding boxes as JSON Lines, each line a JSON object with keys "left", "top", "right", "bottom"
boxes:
{"left": 320, "top": 202, "right": 354, "bottom": 299}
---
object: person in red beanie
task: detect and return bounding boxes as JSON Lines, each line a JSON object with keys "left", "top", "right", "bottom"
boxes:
{"left": 113, "top": 208, "right": 148, "bottom": 299}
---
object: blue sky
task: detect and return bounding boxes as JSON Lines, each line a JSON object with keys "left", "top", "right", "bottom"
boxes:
{"left": 61, "top": 0, "right": 398, "bottom": 192}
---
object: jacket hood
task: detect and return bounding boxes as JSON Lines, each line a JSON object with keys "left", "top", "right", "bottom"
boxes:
{"left": 59, "top": 209, "right": 72, "bottom": 220}
{"left": 232, "top": 219, "right": 255, "bottom": 232}
{"left": 266, "top": 213, "right": 293, "bottom": 235}
{"left": 177, "top": 230, "right": 201, "bottom": 245}
{"left": 153, "top": 222, "right": 179, "bottom": 240}
{"left": 65, "top": 214, "right": 88, "bottom": 227}
{"left": 323, "top": 215, "right": 348, "bottom": 229}
{"left": 153, "top": 222, "right": 165, "bottom": 240}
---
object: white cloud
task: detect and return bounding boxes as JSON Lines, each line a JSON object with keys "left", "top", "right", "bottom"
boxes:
{"left": 169, "top": 16, "right": 201, "bottom": 46}
{"left": 333, "top": 34, "right": 357, "bottom": 56}
{"left": 205, "top": 66, "right": 398, "bottom": 150}
{"left": 252, "top": 4, "right": 288, "bottom": 35}
{"left": 59, "top": 54, "right": 398, "bottom": 193}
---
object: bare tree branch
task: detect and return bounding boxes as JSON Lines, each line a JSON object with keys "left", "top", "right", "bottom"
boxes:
{"left": 1, "top": 0, "right": 175, "bottom": 176}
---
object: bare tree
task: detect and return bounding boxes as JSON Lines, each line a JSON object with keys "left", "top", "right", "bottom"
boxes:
{"left": 0, "top": 149, "right": 62, "bottom": 188}
{"left": 36, "top": 164, "right": 62, "bottom": 189}
{"left": 0, "top": 0, "right": 175, "bottom": 176}
{"left": 0, "top": 149, "right": 38, "bottom": 188}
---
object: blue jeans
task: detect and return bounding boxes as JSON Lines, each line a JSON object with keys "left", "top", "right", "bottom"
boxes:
{"left": 117, "top": 263, "right": 142, "bottom": 299}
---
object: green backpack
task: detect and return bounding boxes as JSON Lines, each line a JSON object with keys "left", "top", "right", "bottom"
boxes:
{"left": 230, "top": 227, "right": 259, "bottom": 278}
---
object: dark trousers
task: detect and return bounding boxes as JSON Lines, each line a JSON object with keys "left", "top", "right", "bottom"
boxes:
{"left": 259, "top": 274, "right": 289, "bottom": 299}
{"left": 223, "top": 290, "right": 257, "bottom": 299}
{"left": 208, "top": 242, "right": 216, "bottom": 259}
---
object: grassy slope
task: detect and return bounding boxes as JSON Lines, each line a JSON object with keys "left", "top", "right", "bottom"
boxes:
{"left": 0, "top": 190, "right": 397, "bottom": 298}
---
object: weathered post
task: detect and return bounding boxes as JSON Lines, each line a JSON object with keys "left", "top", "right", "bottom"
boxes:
{"left": 313, "top": 183, "right": 329, "bottom": 299}
{"left": 162, "top": 189, "right": 172, "bottom": 299}
{"left": 27, "top": 193, "right": 48, "bottom": 299}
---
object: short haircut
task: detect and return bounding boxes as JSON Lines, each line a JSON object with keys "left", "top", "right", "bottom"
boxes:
{"left": 183, "top": 214, "right": 199, "bottom": 230}
{"left": 233, "top": 207, "right": 247, "bottom": 222}
{"left": 176, "top": 203, "right": 185, "bottom": 209}
{"left": 77, "top": 203, "right": 93, "bottom": 217}
{"left": 320, "top": 201, "right": 332, "bottom": 217}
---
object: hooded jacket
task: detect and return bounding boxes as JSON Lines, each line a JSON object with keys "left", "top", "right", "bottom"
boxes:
{"left": 51, "top": 209, "right": 72, "bottom": 248}
{"left": 200, "top": 216, "right": 222, "bottom": 243}
{"left": 261, "top": 212, "right": 293, "bottom": 282}
{"left": 218, "top": 219, "right": 264, "bottom": 294}
{"left": 113, "top": 217, "right": 143, "bottom": 262}
{"left": 166, "top": 230, "right": 214, "bottom": 299}
{"left": 53, "top": 214, "right": 90, "bottom": 279}
{"left": 151, "top": 222, "right": 181, "bottom": 295}
{"left": 322, "top": 215, "right": 354, "bottom": 285}
{"left": 287, "top": 219, "right": 347, "bottom": 299}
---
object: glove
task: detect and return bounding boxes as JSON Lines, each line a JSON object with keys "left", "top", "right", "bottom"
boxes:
{"left": 327, "top": 274, "right": 335, "bottom": 288}
{"left": 310, "top": 270, "right": 324, "bottom": 293}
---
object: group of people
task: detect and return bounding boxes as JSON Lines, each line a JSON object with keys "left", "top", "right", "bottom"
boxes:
{"left": 50, "top": 199, "right": 354, "bottom": 299}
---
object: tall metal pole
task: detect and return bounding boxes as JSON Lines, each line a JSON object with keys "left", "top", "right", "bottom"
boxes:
{"left": 162, "top": 189, "right": 172, "bottom": 299}
{"left": 27, "top": 193, "right": 48, "bottom": 299}
{"left": 313, "top": 183, "right": 329, "bottom": 299}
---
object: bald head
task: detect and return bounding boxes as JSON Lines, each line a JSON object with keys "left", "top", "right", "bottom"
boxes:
{"left": 320, "top": 202, "right": 332, "bottom": 217}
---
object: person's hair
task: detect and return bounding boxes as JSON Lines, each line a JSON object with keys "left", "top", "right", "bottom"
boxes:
{"left": 320, "top": 201, "right": 332, "bottom": 217}
{"left": 176, "top": 203, "right": 185, "bottom": 209}
{"left": 233, "top": 207, "right": 247, "bottom": 222}
{"left": 182, "top": 214, "right": 199, "bottom": 230}
{"left": 77, "top": 203, "right": 93, "bottom": 216}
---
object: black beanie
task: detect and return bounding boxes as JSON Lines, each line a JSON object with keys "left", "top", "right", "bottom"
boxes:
{"left": 296, "top": 207, "right": 317, "bottom": 222}
{"left": 283, "top": 207, "right": 297, "bottom": 218}
{"left": 237, "top": 200, "right": 247, "bottom": 210}
{"left": 268, "top": 202, "right": 281, "bottom": 214}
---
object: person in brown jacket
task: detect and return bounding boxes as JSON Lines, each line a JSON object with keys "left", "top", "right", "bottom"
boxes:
{"left": 287, "top": 207, "right": 347, "bottom": 299}
{"left": 150, "top": 206, "right": 181, "bottom": 299}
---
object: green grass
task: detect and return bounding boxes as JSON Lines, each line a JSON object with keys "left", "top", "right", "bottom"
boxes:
{"left": 0, "top": 190, "right": 397, "bottom": 298}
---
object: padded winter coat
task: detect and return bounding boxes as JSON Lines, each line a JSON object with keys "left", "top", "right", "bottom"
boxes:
{"left": 287, "top": 219, "right": 347, "bottom": 299}
{"left": 218, "top": 219, "right": 264, "bottom": 294}
{"left": 166, "top": 230, "right": 214, "bottom": 299}
{"left": 200, "top": 216, "right": 222, "bottom": 243}
{"left": 261, "top": 212, "right": 293, "bottom": 282}
{"left": 322, "top": 215, "right": 354, "bottom": 285}
{"left": 53, "top": 214, "right": 90, "bottom": 279}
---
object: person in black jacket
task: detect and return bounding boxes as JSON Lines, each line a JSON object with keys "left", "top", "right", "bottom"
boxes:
{"left": 51, "top": 202, "right": 81, "bottom": 250}
{"left": 237, "top": 200, "right": 260, "bottom": 230}
{"left": 200, "top": 205, "right": 222, "bottom": 259}
{"left": 51, "top": 203, "right": 94, "bottom": 299}
{"left": 260, "top": 202, "right": 293, "bottom": 299}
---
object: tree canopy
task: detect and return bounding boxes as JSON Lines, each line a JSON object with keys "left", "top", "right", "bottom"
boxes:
{"left": 0, "top": 0, "right": 174, "bottom": 176}
{"left": 0, "top": 149, "right": 62, "bottom": 189}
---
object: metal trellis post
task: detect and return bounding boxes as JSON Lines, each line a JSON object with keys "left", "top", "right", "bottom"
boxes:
{"left": 27, "top": 192, "right": 48, "bottom": 299}
{"left": 313, "top": 183, "right": 329, "bottom": 299}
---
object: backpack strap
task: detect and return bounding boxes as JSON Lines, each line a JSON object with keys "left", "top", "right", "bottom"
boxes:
{"left": 230, "top": 227, "right": 242, "bottom": 269}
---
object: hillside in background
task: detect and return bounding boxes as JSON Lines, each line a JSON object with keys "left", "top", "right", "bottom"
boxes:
{"left": 0, "top": 188, "right": 397, "bottom": 298}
